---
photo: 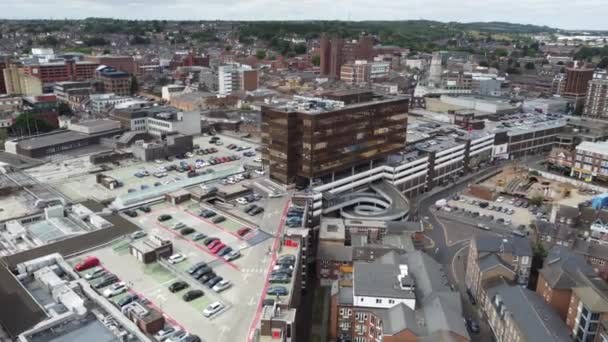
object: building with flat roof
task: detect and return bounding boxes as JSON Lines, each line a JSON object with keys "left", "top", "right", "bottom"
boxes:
{"left": 95, "top": 66, "right": 131, "bottom": 96}
{"left": 261, "top": 95, "right": 408, "bottom": 185}
{"left": 218, "top": 64, "right": 258, "bottom": 95}
{"left": 110, "top": 105, "right": 200, "bottom": 138}
{"left": 572, "top": 140, "right": 608, "bottom": 181}
{"left": 4, "top": 119, "right": 123, "bottom": 158}
{"left": 583, "top": 72, "right": 608, "bottom": 121}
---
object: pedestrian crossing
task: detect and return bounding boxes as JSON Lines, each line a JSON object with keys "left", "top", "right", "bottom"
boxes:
{"left": 240, "top": 267, "right": 266, "bottom": 274}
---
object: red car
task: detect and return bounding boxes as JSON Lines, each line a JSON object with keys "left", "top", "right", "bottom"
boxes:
{"left": 222, "top": 157, "right": 229, "bottom": 163}
{"left": 208, "top": 240, "right": 222, "bottom": 250}
{"left": 74, "top": 256, "right": 100, "bottom": 271}
{"left": 237, "top": 228, "right": 251, "bottom": 237}
{"left": 211, "top": 243, "right": 226, "bottom": 254}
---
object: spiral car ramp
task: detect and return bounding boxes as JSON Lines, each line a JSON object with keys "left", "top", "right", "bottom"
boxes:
{"left": 322, "top": 181, "right": 409, "bottom": 221}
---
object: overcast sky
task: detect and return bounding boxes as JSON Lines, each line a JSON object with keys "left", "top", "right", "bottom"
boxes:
{"left": 2, "top": 0, "right": 607, "bottom": 30}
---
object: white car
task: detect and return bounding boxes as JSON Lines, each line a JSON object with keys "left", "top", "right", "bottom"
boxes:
{"left": 154, "top": 326, "right": 180, "bottom": 341}
{"left": 269, "top": 192, "right": 284, "bottom": 198}
{"left": 236, "top": 197, "right": 248, "bottom": 205}
{"left": 185, "top": 152, "right": 194, "bottom": 158}
{"left": 254, "top": 169, "right": 265, "bottom": 176}
{"left": 167, "top": 254, "right": 186, "bottom": 265}
{"left": 496, "top": 196, "right": 505, "bottom": 203}
{"left": 84, "top": 267, "right": 105, "bottom": 280}
{"left": 103, "top": 282, "right": 127, "bottom": 298}
{"left": 155, "top": 159, "right": 164, "bottom": 164}
{"left": 203, "top": 301, "right": 224, "bottom": 317}
{"left": 253, "top": 158, "right": 262, "bottom": 163}
{"left": 212, "top": 280, "right": 232, "bottom": 293}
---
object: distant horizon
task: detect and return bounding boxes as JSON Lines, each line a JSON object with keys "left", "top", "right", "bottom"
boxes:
{"left": 1, "top": 0, "right": 607, "bottom": 31}
{"left": 0, "top": 17, "right": 607, "bottom": 33}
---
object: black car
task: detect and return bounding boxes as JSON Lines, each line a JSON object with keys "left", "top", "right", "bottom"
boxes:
{"left": 212, "top": 216, "right": 226, "bottom": 224}
{"left": 157, "top": 214, "right": 172, "bottom": 222}
{"left": 192, "top": 266, "right": 213, "bottom": 279}
{"left": 124, "top": 210, "right": 138, "bottom": 217}
{"left": 218, "top": 246, "right": 233, "bottom": 257}
{"left": 94, "top": 275, "right": 118, "bottom": 289}
{"left": 277, "top": 254, "right": 296, "bottom": 264}
{"left": 180, "top": 227, "right": 195, "bottom": 235}
{"left": 187, "top": 262, "right": 207, "bottom": 275}
{"left": 117, "top": 293, "right": 139, "bottom": 308}
{"left": 168, "top": 281, "right": 189, "bottom": 293}
{"left": 139, "top": 206, "right": 151, "bottom": 213}
{"left": 466, "top": 288, "right": 477, "bottom": 305}
{"left": 200, "top": 210, "right": 216, "bottom": 218}
{"left": 206, "top": 276, "right": 223, "bottom": 288}
{"left": 200, "top": 272, "right": 216, "bottom": 283}
{"left": 183, "top": 335, "right": 201, "bottom": 342}
{"left": 245, "top": 204, "right": 258, "bottom": 213}
{"left": 250, "top": 207, "right": 264, "bottom": 215}
{"left": 182, "top": 289, "right": 204, "bottom": 302}
{"left": 465, "top": 319, "right": 480, "bottom": 334}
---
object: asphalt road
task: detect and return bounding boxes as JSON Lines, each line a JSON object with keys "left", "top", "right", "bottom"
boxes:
{"left": 416, "top": 166, "right": 505, "bottom": 342}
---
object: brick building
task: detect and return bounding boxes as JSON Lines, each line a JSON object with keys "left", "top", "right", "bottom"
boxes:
{"left": 22, "top": 60, "right": 99, "bottom": 84}
{"left": 84, "top": 55, "right": 138, "bottom": 74}
{"left": 464, "top": 236, "right": 532, "bottom": 302}
{"left": 320, "top": 34, "right": 374, "bottom": 79}
{"left": 95, "top": 66, "right": 132, "bottom": 96}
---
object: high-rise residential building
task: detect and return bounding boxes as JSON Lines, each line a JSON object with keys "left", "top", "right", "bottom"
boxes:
{"left": 2, "top": 64, "right": 43, "bottom": 96}
{"left": 261, "top": 95, "right": 408, "bottom": 185}
{"left": 319, "top": 34, "right": 374, "bottom": 79}
{"left": 562, "top": 65, "right": 595, "bottom": 98}
{"left": 218, "top": 64, "right": 258, "bottom": 95}
{"left": 583, "top": 72, "right": 608, "bottom": 120}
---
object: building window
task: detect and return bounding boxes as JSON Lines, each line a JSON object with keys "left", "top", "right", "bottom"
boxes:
{"left": 375, "top": 299, "right": 382, "bottom": 304}
{"left": 388, "top": 299, "right": 395, "bottom": 304}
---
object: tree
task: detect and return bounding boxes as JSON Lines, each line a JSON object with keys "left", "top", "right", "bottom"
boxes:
{"left": 598, "top": 57, "right": 608, "bottom": 69}
{"left": 225, "top": 45, "right": 232, "bottom": 52}
{"left": 479, "top": 61, "right": 490, "bottom": 67}
{"left": 494, "top": 48, "right": 508, "bottom": 57}
{"left": 130, "top": 35, "right": 150, "bottom": 45}
{"left": 57, "top": 102, "right": 73, "bottom": 117}
{"left": 255, "top": 50, "right": 267, "bottom": 60}
{"left": 529, "top": 195, "right": 544, "bottom": 206}
{"left": 40, "top": 36, "right": 60, "bottom": 47}
{"left": 528, "top": 241, "right": 548, "bottom": 290}
{"left": 12, "top": 112, "right": 54, "bottom": 135}
{"left": 294, "top": 43, "right": 307, "bottom": 55}
{"left": 102, "top": 49, "right": 111, "bottom": 55}
{"left": 524, "top": 62, "right": 536, "bottom": 70}
{"left": 130, "top": 75, "right": 139, "bottom": 94}
{"left": 157, "top": 76, "right": 170, "bottom": 86}
{"left": 312, "top": 54, "right": 320, "bottom": 66}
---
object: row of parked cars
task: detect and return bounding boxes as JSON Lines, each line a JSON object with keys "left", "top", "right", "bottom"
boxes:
{"left": 244, "top": 204, "right": 264, "bottom": 216}
{"left": 235, "top": 192, "right": 262, "bottom": 205}
{"left": 266, "top": 254, "right": 296, "bottom": 297}
{"left": 76, "top": 256, "right": 204, "bottom": 342}
{"left": 286, "top": 205, "right": 304, "bottom": 228}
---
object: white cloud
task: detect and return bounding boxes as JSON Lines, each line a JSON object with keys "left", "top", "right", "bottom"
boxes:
{"left": 1, "top": 0, "right": 607, "bottom": 30}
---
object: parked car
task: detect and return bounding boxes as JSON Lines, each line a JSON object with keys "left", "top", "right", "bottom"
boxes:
{"left": 212, "top": 280, "right": 232, "bottom": 292}
{"left": 206, "top": 276, "right": 223, "bottom": 288}
{"left": 466, "top": 288, "right": 477, "bottom": 305}
{"left": 191, "top": 232, "right": 207, "bottom": 241}
{"left": 168, "top": 281, "right": 189, "bottom": 293}
{"left": 167, "top": 254, "right": 186, "bottom": 264}
{"left": 157, "top": 214, "right": 172, "bottom": 222}
{"left": 224, "top": 250, "right": 241, "bottom": 261}
{"left": 203, "top": 302, "right": 224, "bottom": 317}
{"left": 236, "top": 197, "right": 248, "bottom": 205}
{"left": 277, "top": 254, "right": 296, "bottom": 265}
{"left": 180, "top": 227, "right": 195, "bottom": 235}
{"left": 192, "top": 266, "right": 213, "bottom": 279}
{"left": 84, "top": 267, "right": 106, "bottom": 280}
{"left": 182, "top": 289, "right": 204, "bottom": 302}
{"left": 154, "top": 326, "right": 180, "bottom": 341}
{"left": 131, "top": 231, "right": 147, "bottom": 240}
{"left": 465, "top": 318, "right": 480, "bottom": 334}
{"left": 75, "top": 256, "right": 100, "bottom": 272}
{"left": 212, "top": 216, "right": 226, "bottom": 224}
{"left": 94, "top": 274, "right": 118, "bottom": 289}
{"left": 173, "top": 222, "right": 187, "bottom": 230}
{"left": 218, "top": 246, "right": 233, "bottom": 257}
{"left": 270, "top": 274, "right": 291, "bottom": 284}
{"left": 203, "top": 237, "right": 219, "bottom": 246}
{"left": 103, "top": 282, "right": 127, "bottom": 298}
{"left": 237, "top": 227, "right": 252, "bottom": 237}
{"left": 117, "top": 293, "right": 139, "bottom": 308}
{"left": 211, "top": 243, "right": 226, "bottom": 254}
{"left": 266, "top": 286, "right": 289, "bottom": 296}
{"left": 199, "top": 272, "right": 216, "bottom": 283}
{"left": 200, "top": 210, "right": 216, "bottom": 218}
{"left": 187, "top": 262, "right": 207, "bottom": 275}
{"left": 124, "top": 210, "right": 138, "bottom": 218}
{"left": 139, "top": 206, "right": 151, "bottom": 213}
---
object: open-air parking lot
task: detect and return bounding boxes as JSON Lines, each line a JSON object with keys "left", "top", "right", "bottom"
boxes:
{"left": 443, "top": 194, "right": 538, "bottom": 231}
{"left": 35, "top": 133, "right": 263, "bottom": 202}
